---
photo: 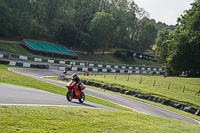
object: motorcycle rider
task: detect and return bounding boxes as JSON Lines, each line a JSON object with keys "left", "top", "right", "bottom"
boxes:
{"left": 71, "top": 73, "right": 82, "bottom": 92}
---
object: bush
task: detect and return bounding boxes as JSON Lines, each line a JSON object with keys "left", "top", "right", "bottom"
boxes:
{"left": 114, "top": 50, "right": 127, "bottom": 61}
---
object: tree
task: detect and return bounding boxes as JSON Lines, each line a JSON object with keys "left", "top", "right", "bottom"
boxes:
{"left": 79, "top": 32, "right": 94, "bottom": 55}
{"left": 2, "top": 0, "right": 33, "bottom": 38}
{"left": 155, "top": 28, "right": 170, "bottom": 63}
{"left": 135, "top": 17, "right": 157, "bottom": 52}
{"left": 136, "top": 8, "right": 150, "bottom": 20}
{"left": 155, "top": 1, "right": 200, "bottom": 76}
{"left": 0, "top": 1, "right": 12, "bottom": 36}
{"left": 72, "top": 0, "right": 101, "bottom": 49}
{"left": 89, "top": 12, "right": 116, "bottom": 55}
{"left": 108, "top": 0, "right": 138, "bottom": 50}
{"left": 55, "top": 23, "right": 77, "bottom": 47}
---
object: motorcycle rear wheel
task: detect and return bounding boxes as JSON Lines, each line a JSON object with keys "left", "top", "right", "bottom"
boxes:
{"left": 78, "top": 92, "right": 85, "bottom": 103}
{"left": 66, "top": 90, "right": 73, "bottom": 102}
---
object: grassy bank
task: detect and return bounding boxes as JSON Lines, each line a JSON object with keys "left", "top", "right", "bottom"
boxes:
{"left": 0, "top": 43, "right": 32, "bottom": 55}
{"left": 78, "top": 53, "right": 162, "bottom": 66}
{"left": 1, "top": 105, "right": 200, "bottom": 133}
{"left": 65, "top": 75, "right": 200, "bottom": 110}
{"left": 0, "top": 42, "right": 161, "bottom": 66}
{"left": 78, "top": 53, "right": 123, "bottom": 64}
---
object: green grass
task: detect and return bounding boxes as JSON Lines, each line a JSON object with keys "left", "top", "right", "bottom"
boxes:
{"left": 0, "top": 43, "right": 32, "bottom": 55}
{"left": 0, "top": 64, "right": 130, "bottom": 111}
{"left": 78, "top": 53, "right": 162, "bottom": 66}
{"left": 63, "top": 75, "right": 200, "bottom": 110}
{"left": 78, "top": 53, "right": 123, "bottom": 64}
{"left": 1, "top": 105, "right": 200, "bottom": 133}
{"left": 134, "top": 58, "right": 162, "bottom": 66}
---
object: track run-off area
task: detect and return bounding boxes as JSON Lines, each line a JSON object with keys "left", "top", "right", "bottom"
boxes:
{"left": 0, "top": 67, "right": 199, "bottom": 124}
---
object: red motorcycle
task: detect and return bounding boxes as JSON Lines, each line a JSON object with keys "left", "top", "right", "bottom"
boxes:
{"left": 66, "top": 80, "right": 85, "bottom": 103}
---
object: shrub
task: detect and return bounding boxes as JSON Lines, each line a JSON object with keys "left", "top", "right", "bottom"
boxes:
{"left": 114, "top": 50, "right": 127, "bottom": 61}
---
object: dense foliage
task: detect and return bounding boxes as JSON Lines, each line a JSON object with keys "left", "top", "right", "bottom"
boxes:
{"left": 156, "top": 1, "right": 200, "bottom": 77}
{"left": 0, "top": 0, "right": 173, "bottom": 54}
{"left": 114, "top": 50, "right": 127, "bottom": 61}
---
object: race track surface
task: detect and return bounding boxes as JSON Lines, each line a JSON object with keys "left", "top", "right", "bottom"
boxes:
{"left": 0, "top": 83, "right": 115, "bottom": 110}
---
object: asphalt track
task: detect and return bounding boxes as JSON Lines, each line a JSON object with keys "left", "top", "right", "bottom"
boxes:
{"left": 1, "top": 67, "right": 199, "bottom": 124}
{"left": 0, "top": 83, "right": 115, "bottom": 110}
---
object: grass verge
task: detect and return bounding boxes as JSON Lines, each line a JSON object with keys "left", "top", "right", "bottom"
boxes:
{"left": 1, "top": 105, "right": 200, "bottom": 133}
{"left": 78, "top": 53, "right": 162, "bottom": 66}
{"left": 71, "top": 74, "right": 200, "bottom": 110}
{"left": 48, "top": 76, "right": 200, "bottom": 121}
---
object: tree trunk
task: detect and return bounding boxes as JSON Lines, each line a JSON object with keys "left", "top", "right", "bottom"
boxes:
{"left": 102, "top": 50, "right": 105, "bottom": 55}
{"left": 73, "top": 30, "right": 80, "bottom": 52}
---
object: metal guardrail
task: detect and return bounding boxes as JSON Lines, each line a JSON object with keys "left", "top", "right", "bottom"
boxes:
{"left": 0, "top": 52, "right": 165, "bottom": 74}
{"left": 0, "top": 59, "right": 49, "bottom": 69}
{"left": 59, "top": 66, "right": 165, "bottom": 75}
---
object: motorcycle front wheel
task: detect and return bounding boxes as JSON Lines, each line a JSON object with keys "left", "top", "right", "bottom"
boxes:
{"left": 78, "top": 92, "right": 85, "bottom": 103}
{"left": 66, "top": 90, "right": 73, "bottom": 102}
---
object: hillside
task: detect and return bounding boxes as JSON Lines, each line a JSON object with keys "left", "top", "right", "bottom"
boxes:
{"left": 0, "top": 42, "right": 162, "bottom": 67}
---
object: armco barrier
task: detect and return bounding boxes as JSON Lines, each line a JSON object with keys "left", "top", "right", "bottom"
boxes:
{"left": 0, "top": 59, "right": 49, "bottom": 69}
{"left": 0, "top": 52, "right": 165, "bottom": 72}
{"left": 0, "top": 60, "right": 10, "bottom": 65}
{"left": 58, "top": 76, "right": 200, "bottom": 116}
{"left": 60, "top": 67, "right": 165, "bottom": 75}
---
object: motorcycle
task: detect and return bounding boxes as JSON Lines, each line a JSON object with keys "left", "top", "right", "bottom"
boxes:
{"left": 66, "top": 80, "right": 85, "bottom": 103}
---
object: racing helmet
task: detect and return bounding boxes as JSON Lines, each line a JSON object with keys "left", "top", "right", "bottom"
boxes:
{"left": 72, "top": 73, "right": 78, "bottom": 80}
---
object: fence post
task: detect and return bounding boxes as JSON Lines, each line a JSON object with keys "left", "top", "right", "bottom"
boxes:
{"left": 139, "top": 77, "right": 142, "bottom": 84}
{"left": 153, "top": 80, "right": 156, "bottom": 86}
{"left": 168, "top": 83, "right": 170, "bottom": 89}
{"left": 183, "top": 86, "right": 185, "bottom": 93}
{"left": 127, "top": 74, "right": 130, "bottom": 81}
{"left": 195, "top": 89, "right": 200, "bottom": 96}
